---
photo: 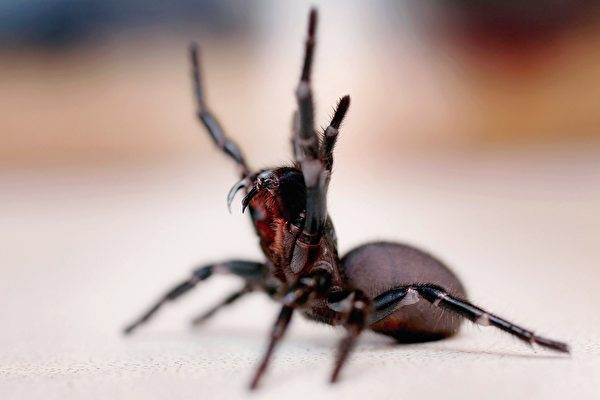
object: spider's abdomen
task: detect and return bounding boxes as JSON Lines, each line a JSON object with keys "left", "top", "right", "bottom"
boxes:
{"left": 342, "top": 241, "right": 466, "bottom": 342}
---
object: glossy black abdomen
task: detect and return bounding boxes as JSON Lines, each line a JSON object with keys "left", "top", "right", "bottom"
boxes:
{"left": 342, "top": 241, "right": 467, "bottom": 342}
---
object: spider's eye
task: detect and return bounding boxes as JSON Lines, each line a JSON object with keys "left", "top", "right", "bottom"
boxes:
{"left": 256, "top": 171, "right": 277, "bottom": 189}
{"left": 263, "top": 178, "right": 274, "bottom": 187}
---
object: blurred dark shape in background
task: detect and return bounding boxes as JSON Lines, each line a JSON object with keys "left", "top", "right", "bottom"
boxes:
{"left": 422, "top": 0, "right": 600, "bottom": 51}
{"left": 0, "top": 0, "right": 253, "bottom": 50}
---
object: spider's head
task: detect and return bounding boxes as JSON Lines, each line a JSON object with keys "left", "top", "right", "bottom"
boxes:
{"left": 227, "top": 167, "right": 306, "bottom": 224}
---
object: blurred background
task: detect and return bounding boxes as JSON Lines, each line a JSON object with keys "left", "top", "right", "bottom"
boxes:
{"left": 3, "top": 0, "right": 600, "bottom": 167}
{"left": 1, "top": 1, "right": 599, "bottom": 399}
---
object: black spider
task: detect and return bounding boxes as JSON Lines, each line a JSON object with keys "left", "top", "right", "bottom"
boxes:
{"left": 123, "top": 8, "right": 569, "bottom": 390}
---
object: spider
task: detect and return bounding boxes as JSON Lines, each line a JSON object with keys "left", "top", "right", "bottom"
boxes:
{"left": 123, "top": 8, "right": 569, "bottom": 390}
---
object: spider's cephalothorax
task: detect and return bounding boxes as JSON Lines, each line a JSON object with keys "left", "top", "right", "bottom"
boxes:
{"left": 124, "top": 8, "right": 569, "bottom": 390}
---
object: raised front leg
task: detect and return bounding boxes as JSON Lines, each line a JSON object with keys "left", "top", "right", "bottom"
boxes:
{"left": 288, "top": 10, "right": 351, "bottom": 275}
{"left": 292, "top": 9, "right": 317, "bottom": 165}
{"left": 292, "top": 9, "right": 326, "bottom": 245}
{"left": 190, "top": 44, "right": 250, "bottom": 178}
{"left": 123, "top": 260, "right": 265, "bottom": 335}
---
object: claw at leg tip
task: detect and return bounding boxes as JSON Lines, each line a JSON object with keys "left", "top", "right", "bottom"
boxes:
{"left": 123, "top": 325, "right": 135, "bottom": 335}
{"left": 330, "top": 373, "right": 339, "bottom": 384}
{"left": 249, "top": 378, "right": 259, "bottom": 391}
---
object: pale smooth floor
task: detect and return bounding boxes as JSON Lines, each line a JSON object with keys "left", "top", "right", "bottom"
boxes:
{"left": 1, "top": 152, "right": 599, "bottom": 399}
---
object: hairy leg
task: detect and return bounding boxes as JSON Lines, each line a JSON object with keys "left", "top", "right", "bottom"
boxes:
{"left": 288, "top": 9, "right": 328, "bottom": 275}
{"left": 249, "top": 270, "right": 330, "bottom": 390}
{"left": 321, "top": 96, "right": 350, "bottom": 172}
{"left": 190, "top": 44, "right": 250, "bottom": 177}
{"left": 330, "top": 291, "right": 369, "bottom": 383}
{"left": 190, "top": 284, "right": 252, "bottom": 326}
{"left": 123, "top": 260, "right": 265, "bottom": 335}
{"left": 368, "top": 284, "right": 569, "bottom": 353}
{"left": 288, "top": 10, "right": 351, "bottom": 274}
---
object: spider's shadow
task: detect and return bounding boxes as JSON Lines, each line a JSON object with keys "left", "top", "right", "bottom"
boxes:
{"left": 353, "top": 332, "right": 571, "bottom": 360}
{"left": 130, "top": 325, "right": 569, "bottom": 390}
{"left": 183, "top": 323, "right": 570, "bottom": 361}
{"left": 417, "top": 344, "right": 572, "bottom": 360}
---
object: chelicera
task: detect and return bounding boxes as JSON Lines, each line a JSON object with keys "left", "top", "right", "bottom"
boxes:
{"left": 124, "top": 8, "right": 569, "bottom": 390}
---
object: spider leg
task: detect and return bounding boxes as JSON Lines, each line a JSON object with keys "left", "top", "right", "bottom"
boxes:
{"left": 365, "top": 284, "right": 569, "bottom": 353}
{"left": 123, "top": 260, "right": 265, "bottom": 335}
{"left": 249, "top": 304, "right": 294, "bottom": 390}
{"left": 190, "top": 284, "right": 252, "bottom": 326}
{"left": 321, "top": 95, "right": 350, "bottom": 172}
{"left": 367, "top": 287, "right": 417, "bottom": 326}
{"left": 330, "top": 291, "right": 369, "bottom": 383}
{"left": 414, "top": 284, "right": 569, "bottom": 353}
{"left": 250, "top": 270, "right": 330, "bottom": 390}
{"left": 288, "top": 10, "right": 351, "bottom": 275}
{"left": 190, "top": 44, "right": 250, "bottom": 177}
{"left": 290, "top": 110, "right": 299, "bottom": 157}
{"left": 292, "top": 9, "right": 318, "bottom": 164}
{"left": 289, "top": 9, "right": 328, "bottom": 273}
